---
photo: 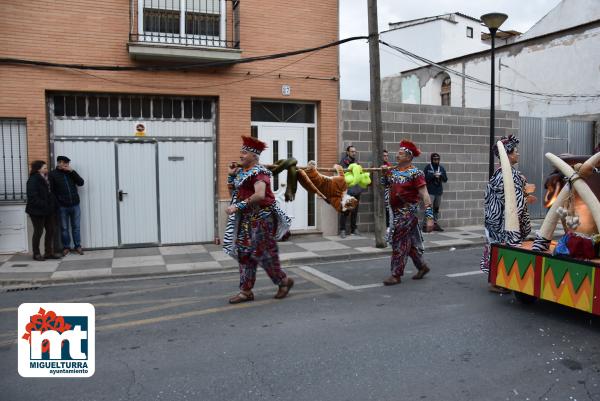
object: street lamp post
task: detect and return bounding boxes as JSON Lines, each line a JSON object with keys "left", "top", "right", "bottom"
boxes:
{"left": 481, "top": 12, "right": 508, "bottom": 179}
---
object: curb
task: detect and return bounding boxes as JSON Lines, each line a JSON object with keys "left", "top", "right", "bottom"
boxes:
{"left": 0, "top": 240, "right": 486, "bottom": 289}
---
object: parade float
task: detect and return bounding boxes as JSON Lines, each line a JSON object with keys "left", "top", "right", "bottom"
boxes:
{"left": 490, "top": 143, "right": 600, "bottom": 316}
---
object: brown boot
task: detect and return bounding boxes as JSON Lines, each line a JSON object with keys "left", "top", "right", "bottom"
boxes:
{"left": 383, "top": 275, "right": 401, "bottom": 286}
{"left": 274, "top": 278, "right": 294, "bottom": 299}
{"left": 412, "top": 265, "right": 430, "bottom": 280}
{"left": 228, "top": 291, "right": 254, "bottom": 304}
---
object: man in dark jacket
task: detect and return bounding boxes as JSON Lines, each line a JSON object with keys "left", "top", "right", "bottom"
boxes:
{"left": 339, "top": 145, "right": 362, "bottom": 238}
{"left": 49, "top": 155, "right": 85, "bottom": 255}
{"left": 423, "top": 153, "right": 448, "bottom": 231}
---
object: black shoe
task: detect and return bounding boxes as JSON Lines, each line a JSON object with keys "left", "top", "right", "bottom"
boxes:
{"left": 339, "top": 230, "right": 346, "bottom": 239}
{"left": 43, "top": 254, "right": 61, "bottom": 260}
{"left": 351, "top": 230, "right": 361, "bottom": 236}
{"left": 434, "top": 224, "right": 444, "bottom": 232}
{"left": 33, "top": 254, "right": 45, "bottom": 261}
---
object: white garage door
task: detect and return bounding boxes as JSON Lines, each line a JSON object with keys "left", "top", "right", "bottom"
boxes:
{"left": 50, "top": 94, "right": 215, "bottom": 248}
{"left": 53, "top": 141, "right": 119, "bottom": 248}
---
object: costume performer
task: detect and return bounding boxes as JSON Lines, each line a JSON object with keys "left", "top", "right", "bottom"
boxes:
{"left": 223, "top": 136, "right": 294, "bottom": 304}
{"left": 381, "top": 140, "right": 434, "bottom": 286}
{"left": 480, "top": 135, "right": 534, "bottom": 292}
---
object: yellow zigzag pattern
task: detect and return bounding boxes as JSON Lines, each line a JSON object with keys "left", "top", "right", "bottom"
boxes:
{"left": 495, "top": 257, "right": 534, "bottom": 295}
{"left": 541, "top": 269, "right": 593, "bottom": 313}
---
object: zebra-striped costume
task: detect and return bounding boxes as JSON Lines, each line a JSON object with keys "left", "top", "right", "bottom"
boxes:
{"left": 223, "top": 165, "right": 291, "bottom": 259}
{"left": 480, "top": 167, "right": 531, "bottom": 273}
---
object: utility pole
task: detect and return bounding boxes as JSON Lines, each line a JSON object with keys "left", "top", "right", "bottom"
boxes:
{"left": 367, "top": 0, "right": 386, "bottom": 248}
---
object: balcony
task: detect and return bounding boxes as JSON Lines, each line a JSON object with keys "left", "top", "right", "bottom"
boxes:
{"left": 128, "top": 0, "right": 241, "bottom": 62}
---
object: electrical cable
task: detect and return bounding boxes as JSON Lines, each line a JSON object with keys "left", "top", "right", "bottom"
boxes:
{"left": 379, "top": 39, "right": 600, "bottom": 99}
{"left": 0, "top": 36, "right": 368, "bottom": 72}
{"left": 70, "top": 48, "right": 335, "bottom": 90}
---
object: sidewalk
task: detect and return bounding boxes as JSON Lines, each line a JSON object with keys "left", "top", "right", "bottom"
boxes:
{"left": 0, "top": 220, "right": 556, "bottom": 287}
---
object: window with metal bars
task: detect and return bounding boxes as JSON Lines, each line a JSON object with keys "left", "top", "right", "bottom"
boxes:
{"left": 0, "top": 119, "right": 28, "bottom": 202}
{"left": 441, "top": 77, "right": 451, "bottom": 106}
{"left": 143, "top": 0, "right": 221, "bottom": 38}
{"left": 52, "top": 94, "right": 213, "bottom": 121}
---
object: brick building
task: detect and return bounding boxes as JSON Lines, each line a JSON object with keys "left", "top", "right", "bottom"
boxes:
{"left": 0, "top": 0, "right": 340, "bottom": 252}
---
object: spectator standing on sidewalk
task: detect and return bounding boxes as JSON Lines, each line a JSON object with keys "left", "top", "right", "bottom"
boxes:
{"left": 381, "top": 140, "right": 434, "bottom": 286}
{"left": 49, "top": 155, "right": 85, "bottom": 256}
{"left": 25, "top": 160, "right": 60, "bottom": 261}
{"left": 339, "top": 145, "right": 363, "bottom": 238}
{"left": 223, "top": 136, "right": 294, "bottom": 304}
{"left": 423, "top": 153, "right": 448, "bottom": 231}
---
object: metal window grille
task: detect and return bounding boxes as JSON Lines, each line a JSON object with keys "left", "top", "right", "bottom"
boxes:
{"left": 0, "top": 119, "right": 28, "bottom": 202}
{"left": 52, "top": 94, "right": 213, "bottom": 121}
{"left": 130, "top": 0, "right": 240, "bottom": 48}
{"left": 441, "top": 77, "right": 451, "bottom": 106}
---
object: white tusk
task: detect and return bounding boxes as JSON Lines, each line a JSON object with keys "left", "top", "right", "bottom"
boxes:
{"left": 538, "top": 184, "right": 570, "bottom": 241}
{"left": 546, "top": 153, "right": 600, "bottom": 233}
{"left": 576, "top": 152, "right": 600, "bottom": 178}
{"left": 497, "top": 141, "right": 520, "bottom": 232}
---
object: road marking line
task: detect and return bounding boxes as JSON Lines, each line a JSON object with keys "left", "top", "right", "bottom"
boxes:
{"left": 446, "top": 270, "right": 484, "bottom": 277}
{"left": 294, "top": 268, "right": 340, "bottom": 292}
{"left": 96, "top": 280, "right": 309, "bottom": 321}
{"left": 298, "top": 266, "right": 355, "bottom": 290}
{"left": 0, "top": 289, "right": 329, "bottom": 345}
{"left": 298, "top": 265, "right": 383, "bottom": 291}
{"left": 352, "top": 283, "right": 383, "bottom": 290}
{"left": 95, "top": 288, "right": 326, "bottom": 333}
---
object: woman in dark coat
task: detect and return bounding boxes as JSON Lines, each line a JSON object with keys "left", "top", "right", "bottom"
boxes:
{"left": 25, "top": 160, "right": 59, "bottom": 261}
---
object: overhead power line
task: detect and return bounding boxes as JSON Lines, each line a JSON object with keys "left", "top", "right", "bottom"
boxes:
{"left": 70, "top": 49, "right": 334, "bottom": 90}
{"left": 379, "top": 40, "right": 600, "bottom": 99}
{"left": 0, "top": 36, "right": 368, "bottom": 72}
{"left": 2, "top": 34, "right": 598, "bottom": 100}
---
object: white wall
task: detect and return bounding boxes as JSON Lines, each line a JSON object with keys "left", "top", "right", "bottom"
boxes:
{"left": 438, "top": 17, "right": 486, "bottom": 61}
{"left": 519, "top": 0, "right": 600, "bottom": 41}
{"left": 380, "top": 14, "right": 489, "bottom": 79}
{"left": 401, "top": 23, "right": 600, "bottom": 119}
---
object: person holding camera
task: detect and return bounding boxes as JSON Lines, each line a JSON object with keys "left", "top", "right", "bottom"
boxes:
{"left": 423, "top": 153, "right": 448, "bottom": 231}
{"left": 49, "top": 155, "right": 85, "bottom": 255}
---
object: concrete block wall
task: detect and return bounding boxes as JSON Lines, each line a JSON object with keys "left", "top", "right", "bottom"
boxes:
{"left": 339, "top": 100, "right": 519, "bottom": 232}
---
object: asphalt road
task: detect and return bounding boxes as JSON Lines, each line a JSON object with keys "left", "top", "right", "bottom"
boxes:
{"left": 1, "top": 247, "right": 599, "bottom": 401}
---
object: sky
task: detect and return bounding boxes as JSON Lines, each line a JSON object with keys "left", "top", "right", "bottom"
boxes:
{"left": 339, "top": 0, "right": 563, "bottom": 100}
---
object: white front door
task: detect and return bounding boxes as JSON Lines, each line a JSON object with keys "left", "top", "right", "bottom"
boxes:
{"left": 258, "top": 124, "right": 308, "bottom": 230}
{"left": 117, "top": 142, "right": 159, "bottom": 245}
